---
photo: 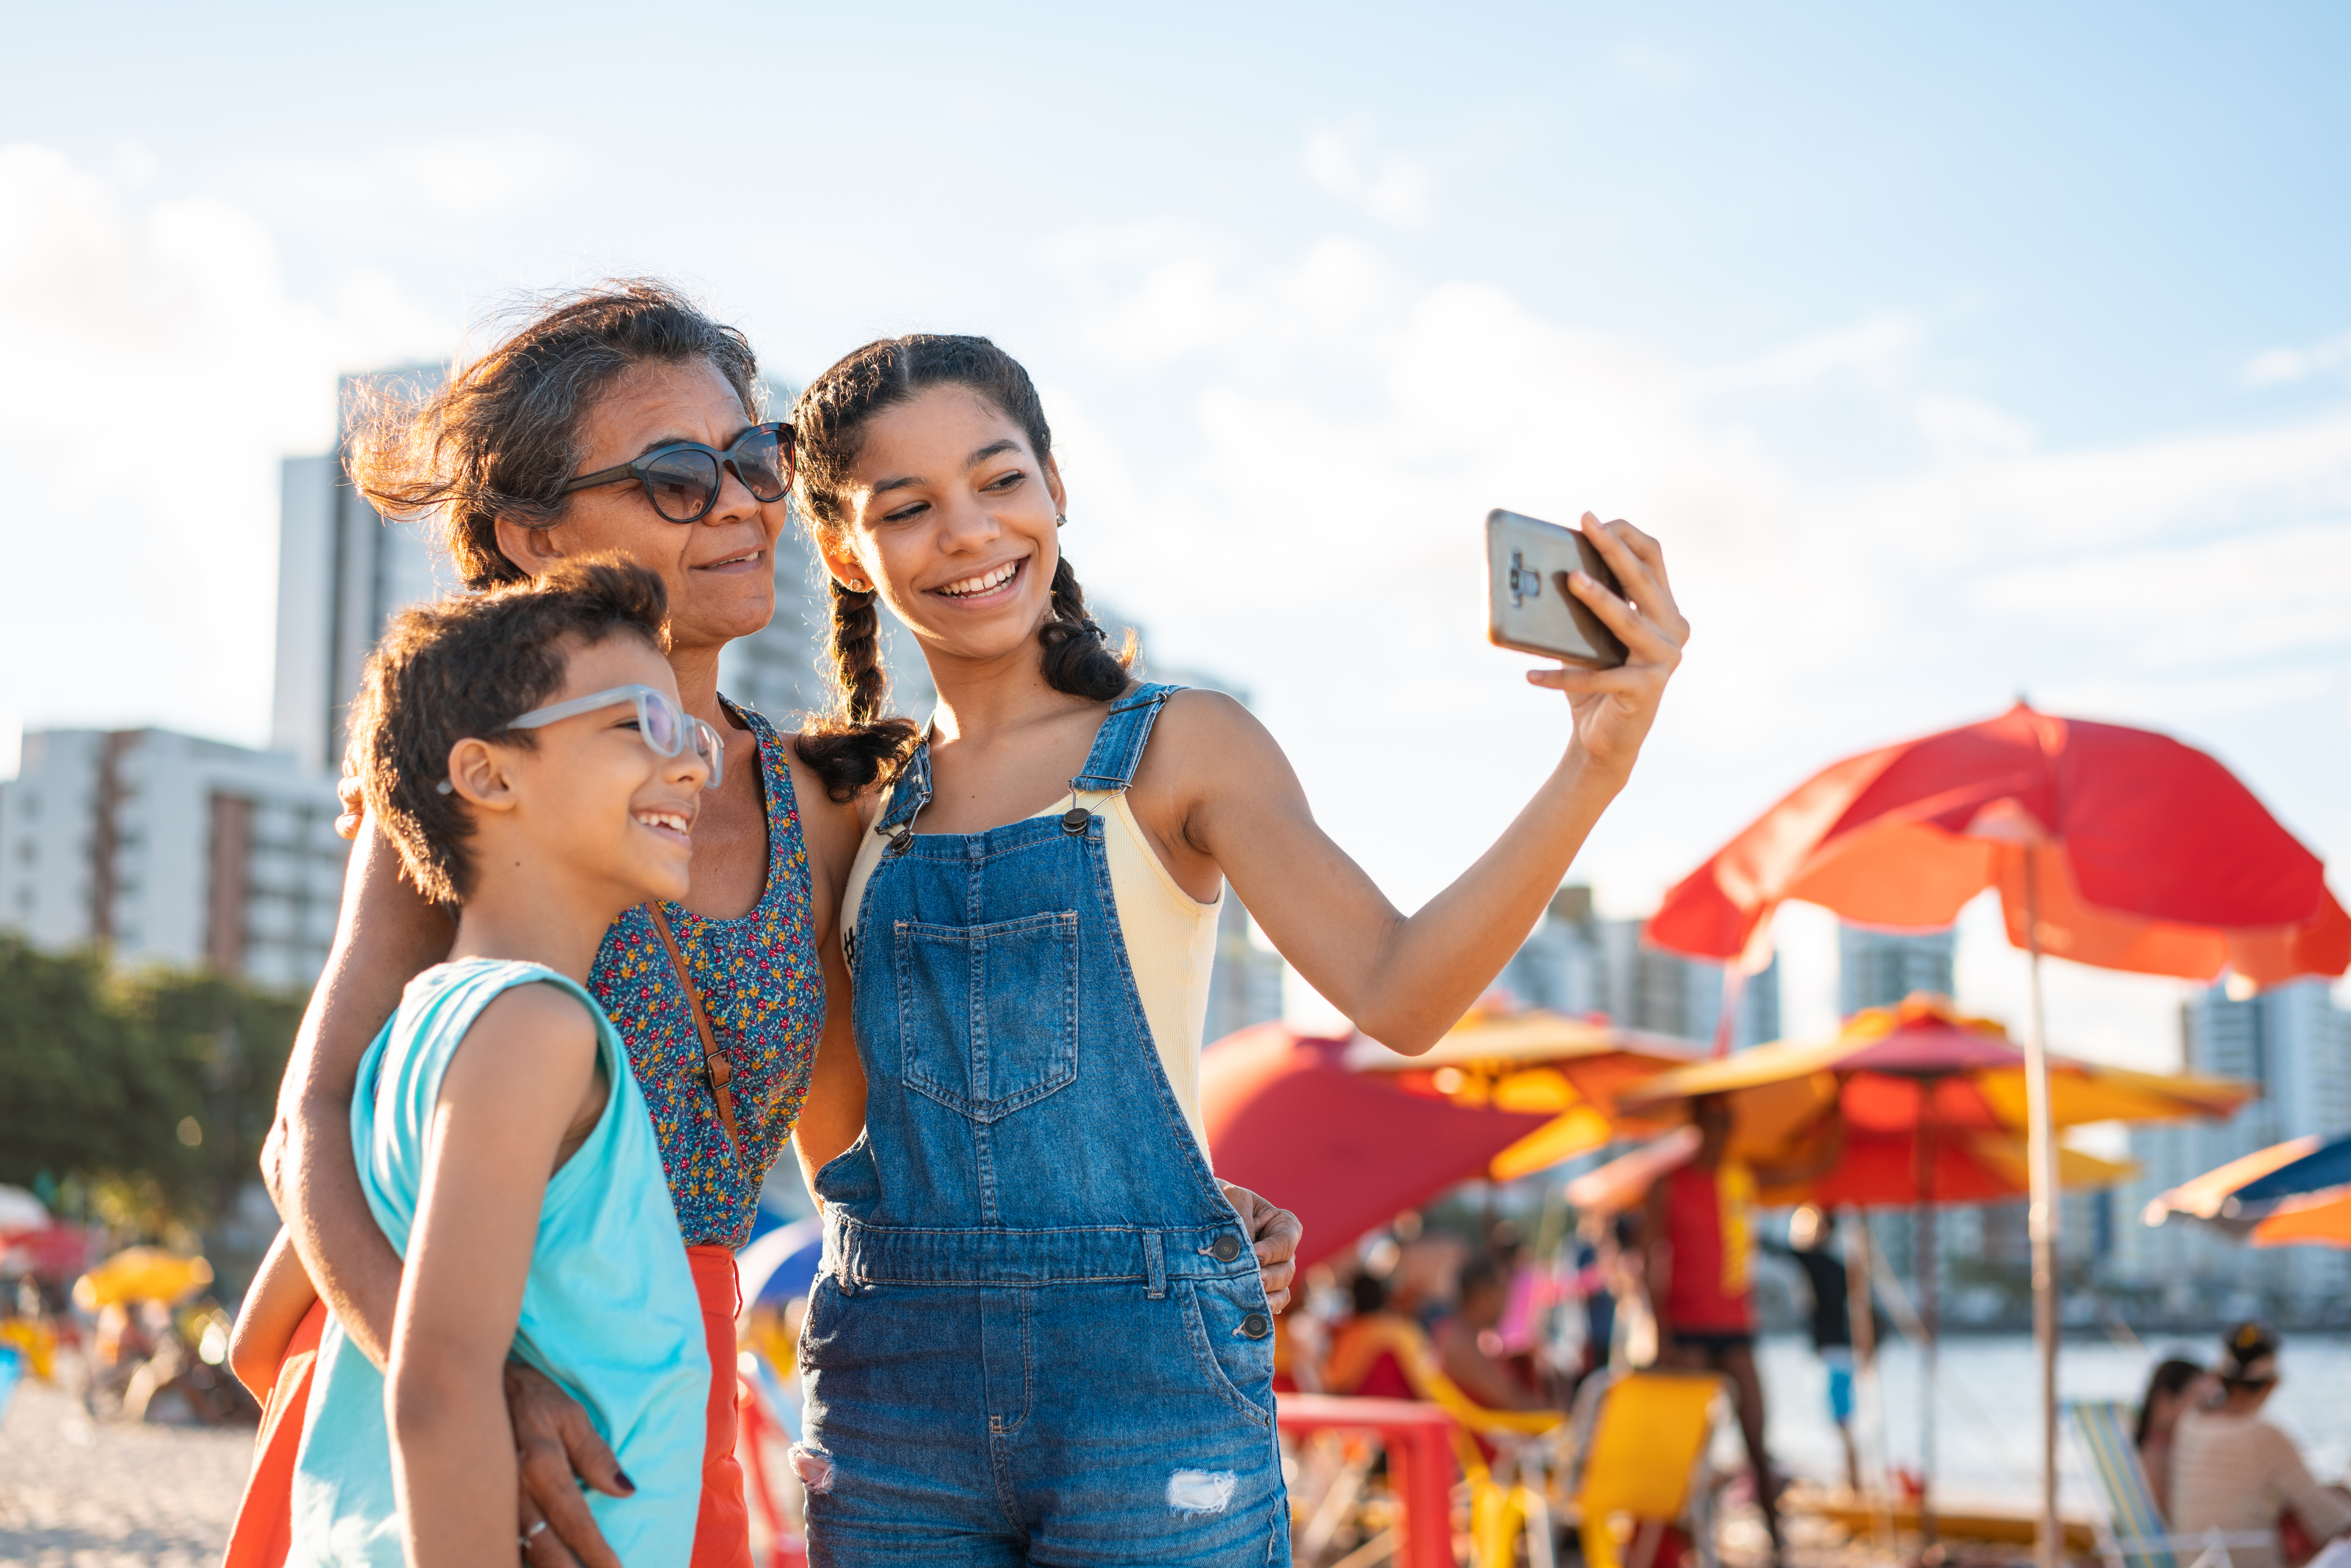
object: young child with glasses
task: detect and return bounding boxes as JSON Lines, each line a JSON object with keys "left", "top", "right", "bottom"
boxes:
{"left": 278, "top": 556, "right": 712, "bottom": 1568}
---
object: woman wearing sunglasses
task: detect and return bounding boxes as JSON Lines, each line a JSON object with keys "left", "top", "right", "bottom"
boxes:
{"left": 238, "top": 279, "right": 1303, "bottom": 1568}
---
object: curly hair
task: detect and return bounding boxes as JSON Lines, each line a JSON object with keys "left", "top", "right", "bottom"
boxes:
{"left": 347, "top": 556, "right": 670, "bottom": 905}
{"left": 345, "top": 279, "right": 761, "bottom": 591}
{"left": 789, "top": 333, "right": 1132, "bottom": 801}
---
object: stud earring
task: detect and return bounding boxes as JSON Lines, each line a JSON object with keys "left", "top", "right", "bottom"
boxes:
{"left": 1055, "top": 512, "right": 1067, "bottom": 528}
{"left": 843, "top": 577, "right": 869, "bottom": 593}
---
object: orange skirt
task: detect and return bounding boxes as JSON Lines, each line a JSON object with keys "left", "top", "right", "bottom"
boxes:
{"left": 220, "top": 1253, "right": 750, "bottom": 1568}
{"left": 222, "top": 1298, "right": 327, "bottom": 1568}
{"left": 686, "top": 1244, "right": 753, "bottom": 1568}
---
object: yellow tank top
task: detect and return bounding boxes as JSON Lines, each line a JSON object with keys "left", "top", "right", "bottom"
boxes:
{"left": 840, "top": 783, "right": 1222, "bottom": 1160}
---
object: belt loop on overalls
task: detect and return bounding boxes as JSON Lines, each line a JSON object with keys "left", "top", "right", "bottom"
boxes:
{"left": 1141, "top": 1231, "right": 1167, "bottom": 1300}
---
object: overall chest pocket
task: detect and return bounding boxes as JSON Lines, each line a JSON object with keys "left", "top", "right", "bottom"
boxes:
{"left": 893, "top": 911, "right": 1079, "bottom": 1122}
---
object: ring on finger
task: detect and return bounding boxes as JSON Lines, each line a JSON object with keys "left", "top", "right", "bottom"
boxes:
{"left": 521, "top": 1519, "right": 550, "bottom": 1552}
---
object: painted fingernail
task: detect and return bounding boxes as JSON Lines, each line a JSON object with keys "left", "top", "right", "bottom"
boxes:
{"left": 616, "top": 1470, "right": 637, "bottom": 1494}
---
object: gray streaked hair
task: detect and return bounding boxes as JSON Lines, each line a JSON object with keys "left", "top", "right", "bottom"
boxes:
{"left": 346, "top": 279, "right": 761, "bottom": 591}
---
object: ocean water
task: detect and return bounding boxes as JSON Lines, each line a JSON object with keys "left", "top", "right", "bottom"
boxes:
{"left": 1752, "top": 1332, "right": 2351, "bottom": 1511}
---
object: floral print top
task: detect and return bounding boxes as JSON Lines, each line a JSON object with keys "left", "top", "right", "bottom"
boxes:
{"left": 588, "top": 703, "right": 823, "bottom": 1248}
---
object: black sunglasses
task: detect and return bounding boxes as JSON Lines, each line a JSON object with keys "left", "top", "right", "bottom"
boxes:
{"left": 562, "top": 422, "right": 794, "bottom": 524}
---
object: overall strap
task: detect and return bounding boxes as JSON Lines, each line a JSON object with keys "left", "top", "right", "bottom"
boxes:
{"left": 1068, "top": 684, "right": 1183, "bottom": 795}
{"left": 872, "top": 741, "right": 933, "bottom": 837}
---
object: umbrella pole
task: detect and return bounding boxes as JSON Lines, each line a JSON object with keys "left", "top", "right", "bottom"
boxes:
{"left": 2023, "top": 847, "right": 2063, "bottom": 1568}
{"left": 1915, "top": 1101, "right": 1939, "bottom": 1557}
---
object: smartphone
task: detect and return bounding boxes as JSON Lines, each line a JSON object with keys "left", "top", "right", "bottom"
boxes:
{"left": 1485, "top": 509, "right": 1628, "bottom": 668}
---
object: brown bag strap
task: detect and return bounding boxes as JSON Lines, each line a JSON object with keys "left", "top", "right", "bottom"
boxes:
{"left": 641, "top": 901, "right": 740, "bottom": 1159}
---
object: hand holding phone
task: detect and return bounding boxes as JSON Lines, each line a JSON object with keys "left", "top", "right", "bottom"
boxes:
{"left": 1485, "top": 509, "right": 1629, "bottom": 668}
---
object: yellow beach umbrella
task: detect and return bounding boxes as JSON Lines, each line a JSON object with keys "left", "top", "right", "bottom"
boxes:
{"left": 1346, "top": 1007, "right": 1696, "bottom": 1180}
{"left": 72, "top": 1246, "right": 214, "bottom": 1311}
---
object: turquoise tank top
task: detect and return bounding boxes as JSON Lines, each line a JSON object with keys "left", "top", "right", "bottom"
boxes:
{"left": 290, "top": 958, "right": 708, "bottom": 1568}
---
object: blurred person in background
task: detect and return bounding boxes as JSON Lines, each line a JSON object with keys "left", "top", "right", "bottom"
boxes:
{"left": 2171, "top": 1323, "right": 2351, "bottom": 1568}
{"left": 1645, "top": 1094, "right": 1780, "bottom": 1556}
{"left": 2132, "top": 1356, "right": 2209, "bottom": 1521}
{"left": 1322, "top": 1271, "right": 1418, "bottom": 1402}
{"left": 1761, "top": 1205, "right": 1860, "bottom": 1493}
{"left": 1433, "top": 1255, "right": 1558, "bottom": 1413}
{"left": 1567, "top": 1211, "right": 1620, "bottom": 1384}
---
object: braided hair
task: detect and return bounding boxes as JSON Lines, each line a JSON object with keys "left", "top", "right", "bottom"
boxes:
{"left": 791, "top": 335, "right": 1131, "bottom": 801}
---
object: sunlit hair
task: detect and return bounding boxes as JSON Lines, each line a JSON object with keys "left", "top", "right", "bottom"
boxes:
{"left": 348, "top": 556, "right": 670, "bottom": 905}
{"left": 346, "top": 279, "right": 761, "bottom": 591}
{"left": 789, "top": 334, "right": 1134, "bottom": 802}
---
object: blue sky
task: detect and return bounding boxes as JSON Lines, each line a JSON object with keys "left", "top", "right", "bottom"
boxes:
{"left": 5, "top": 2, "right": 2346, "bottom": 1054}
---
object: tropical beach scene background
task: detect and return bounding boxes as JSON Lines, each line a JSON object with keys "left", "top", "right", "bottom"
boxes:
{"left": 4, "top": 4, "right": 2350, "bottom": 1567}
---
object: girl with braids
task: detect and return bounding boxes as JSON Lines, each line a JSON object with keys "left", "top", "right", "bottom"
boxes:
{"left": 235, "top": 288, "right": 1301, "bottom": 1568}
{"left": 784, "top": 333, "right": 1688, "bottom": 1564}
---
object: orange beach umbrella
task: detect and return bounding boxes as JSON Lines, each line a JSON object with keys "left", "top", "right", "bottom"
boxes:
{"left": 1345, "top": 1006, "right": 1694, "bottom": 1180}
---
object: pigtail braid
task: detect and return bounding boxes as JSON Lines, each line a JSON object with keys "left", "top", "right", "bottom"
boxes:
{"left": 1036, "top": 553, "right": 1134, "bottom": 701}
{"left": 793, "top": 578, "right": 919, "bottom": 802}
{"left": 790, "top": 333, "right": 1138, "bottom": 796}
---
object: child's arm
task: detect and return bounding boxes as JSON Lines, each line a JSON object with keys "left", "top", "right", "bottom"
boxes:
{"left": 388, "top": 984, "right": 605, "bottom": 1568}
{"left": 228, "top": 1227, "right": 319, "bottom": 1400}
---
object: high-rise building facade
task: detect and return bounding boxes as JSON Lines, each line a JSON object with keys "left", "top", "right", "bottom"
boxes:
{"left": 2107, "top": 980, "right": 2351, "bottom": 1323}
{"left": 1496, "top": 886, "right": 1782, "bottom": 1050}
{"left": 0, "top": 728, "right": 349, "bottom": 988}
{"left": 1838, "top": 923, "right": 1957, "bottom": 1016}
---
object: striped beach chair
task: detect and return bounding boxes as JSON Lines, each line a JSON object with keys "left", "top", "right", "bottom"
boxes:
{"left": 2067, "top": 1399, "right": 2265, "bottom": 1568}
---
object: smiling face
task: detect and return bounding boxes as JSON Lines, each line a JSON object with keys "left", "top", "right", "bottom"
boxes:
{"left": 495, "top": 358, "right": 782, "bottom": 653}
{"left": 813, "top": 385, "right": 1067, "bottom": 670}
{"left": 448, "top": 631, "right": 708, "bottom": 911}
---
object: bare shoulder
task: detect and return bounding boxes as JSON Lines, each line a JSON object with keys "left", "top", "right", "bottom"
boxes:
{"left": 777, "top": 736, "right": 868, "bottom": 841}
{"left": 1144, "top": 687, "right": 1298, "bottom": 794}
{"left": 1152, "top": 687, "right": 1275, "bottom": 753}
{"left": 450, "top": 981, "right": 599, "bottom": 1082}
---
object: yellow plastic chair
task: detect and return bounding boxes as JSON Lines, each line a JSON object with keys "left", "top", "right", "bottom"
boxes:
{"left": 1323, "top": 1314, "right": 1564, "bottom": 1567}
{"left": 0, "top": 1317, "right": 57, "bottom": 1382}
{"left": 1564, "top": 1370, "right": 1727, "bottom": 1568}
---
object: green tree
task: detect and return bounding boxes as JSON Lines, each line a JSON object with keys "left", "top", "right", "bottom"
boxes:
{"left": 0, "top": 934, "right": 301, "bottom": 1236}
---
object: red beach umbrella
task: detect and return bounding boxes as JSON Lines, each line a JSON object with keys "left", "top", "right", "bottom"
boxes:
{"left": 1646, "top": 702, "right": 2347, "bottom": 984}
{"left": 1643, "top": 703, "right": 2346, "bottom": 1567}
{"left": 1199, "top": 1023, "right": 1556, "bottom": 1274}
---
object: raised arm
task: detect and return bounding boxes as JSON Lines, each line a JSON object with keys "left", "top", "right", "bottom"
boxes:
{"left": 263, "top": 819, "right": 452, "bottom": 1367}
{"left": 1171, "top": 518, "right": 1685, "bottom": 1054}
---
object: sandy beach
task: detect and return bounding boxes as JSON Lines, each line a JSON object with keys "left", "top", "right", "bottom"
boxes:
{"left": 0, "top": 1376, "right": 253, "bottom": 1568}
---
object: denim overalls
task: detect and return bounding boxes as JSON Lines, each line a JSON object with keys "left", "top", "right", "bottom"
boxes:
{"left": 802, "top": 685, "right": 1289, "bottom": 1566}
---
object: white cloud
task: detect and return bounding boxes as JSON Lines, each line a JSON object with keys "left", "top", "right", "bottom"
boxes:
{"left": 253, "top": 131, "right": 576, "bottom": 228}
{"left": 1967, "top": 520, "right": 2351, "bottom": 665}
{"left": 2244, "top": 329, "right": 2351, "bottom": 388}
{"left": 1039, "top": 219, "right": 2351, "bottom": 952}
{"left": 1913, "top": 392, "right": 2035, "bottom": 460}
{"left": 2032, "top": 668, "right": 2335, "bottom": 725}
{"left": 1688, "top": 312, "right": 1918, "bottom": 396}
{"left": 1303, "top": 123, "right": 1432, "bottom": 228}
{"left": 0, "top": 143, "right": 451, "bottom": 764}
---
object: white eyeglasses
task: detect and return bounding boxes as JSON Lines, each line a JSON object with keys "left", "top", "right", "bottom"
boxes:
{"left": 436, "top": 685, "right": 723, "bottom": 794}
